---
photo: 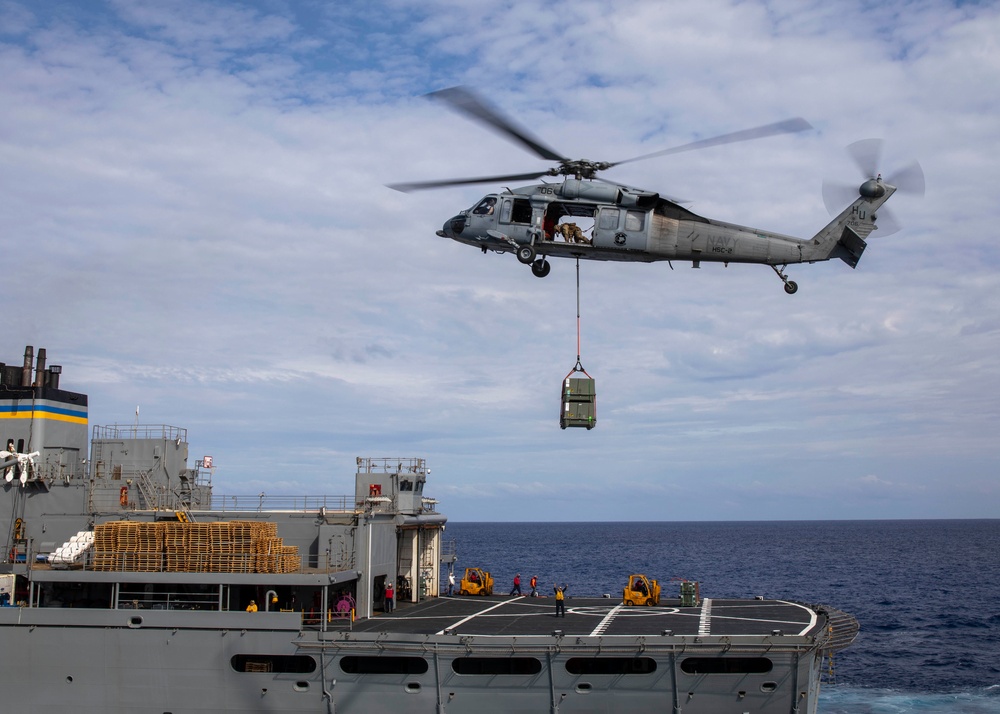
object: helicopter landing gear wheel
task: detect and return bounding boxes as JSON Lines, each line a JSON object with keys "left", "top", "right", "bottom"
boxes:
{"left": 517, "top": 245, "right": 536, "bottom": 265}
{"left": 531, "top": 259, "right": 551, "bottom": 278}
{"left": 771, "top": 264, "right": 798, "bottom": 295}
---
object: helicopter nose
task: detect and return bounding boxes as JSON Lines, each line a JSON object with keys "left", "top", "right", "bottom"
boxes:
{"left": 443, "top": 214, "right": 466, "bottom": 237}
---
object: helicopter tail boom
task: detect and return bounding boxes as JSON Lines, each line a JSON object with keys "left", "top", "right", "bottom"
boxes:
{"left": 803, "top": 182, "right": 896, "bottom": 267}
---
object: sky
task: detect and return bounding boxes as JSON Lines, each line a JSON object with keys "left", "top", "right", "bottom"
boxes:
{"left": 1, "top": 0, "right": 998, "bottom": 521}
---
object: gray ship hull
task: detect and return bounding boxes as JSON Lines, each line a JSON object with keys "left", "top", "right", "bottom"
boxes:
{"left": 0, "top": 594, "right": 853, "bottom": 714}
{"left": 0, "top": 347, "right": 857, "bottom": 713}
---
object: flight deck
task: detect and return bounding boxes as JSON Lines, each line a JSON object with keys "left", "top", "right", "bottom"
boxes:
{"left": 352, "top": 595, "right": 823, "bottom": 640}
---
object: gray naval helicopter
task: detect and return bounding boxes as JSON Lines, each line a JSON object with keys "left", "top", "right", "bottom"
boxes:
{"left": 391, "top": 87, "right": 924, "bottom": 293}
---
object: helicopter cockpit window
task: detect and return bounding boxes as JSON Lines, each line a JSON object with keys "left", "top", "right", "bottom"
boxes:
{"left": 625, "top": 210, "right": 645, "bottom": 232}
{"left": 473, "top": 197, "right": 497, "bottom": 215}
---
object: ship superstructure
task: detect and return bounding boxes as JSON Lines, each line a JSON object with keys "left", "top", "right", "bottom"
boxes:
{"left": 0, "top": 347, "right": 857, "bottom": 713}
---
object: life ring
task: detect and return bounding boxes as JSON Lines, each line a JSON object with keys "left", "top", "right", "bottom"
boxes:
{"left": 119, "top": 485, "right": 128, "bottom": 507}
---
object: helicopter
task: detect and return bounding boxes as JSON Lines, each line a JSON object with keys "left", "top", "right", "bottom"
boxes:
{"left": 390, "top": 87, "right": 924, "bottom": 293}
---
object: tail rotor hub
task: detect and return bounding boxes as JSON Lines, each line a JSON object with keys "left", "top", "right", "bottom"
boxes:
{"left": 859, "top": 176, "right": 885, "bottom": 199}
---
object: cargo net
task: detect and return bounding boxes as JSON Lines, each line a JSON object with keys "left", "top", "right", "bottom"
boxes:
{"left": 816, "top": 605, "right": 860, "bottom": 652}
{"left": 90, "top": 521, "right": 301, "bottom": 574}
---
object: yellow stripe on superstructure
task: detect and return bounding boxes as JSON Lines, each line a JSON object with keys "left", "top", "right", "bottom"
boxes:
{"left": 0, "top": 411, "right": 88, "bottom": 425}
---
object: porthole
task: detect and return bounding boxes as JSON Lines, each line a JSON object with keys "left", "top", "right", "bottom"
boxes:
{"left": 452, "top": 657, "right": 542, "bottom": 675}
{"left": 405, "top": 682, "right": 422, "bottom": 692}
{"left": 231, "top": 655, "right": 317, "bottom": 674}
{"left": 681, "top": 657, "right": 773, "bottom": 675}
{"left": 340, "top": 656, "right": 428, "bottom": 675}
{"left": 566, "top": 657, "right": 657, "bottom": 675}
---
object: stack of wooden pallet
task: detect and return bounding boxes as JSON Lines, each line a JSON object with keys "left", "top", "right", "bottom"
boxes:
{"left": 163, "top": 523, "right": 188, "bottom": 572}
{"left": 89, "top": 520, "right": 300, "bottom": 574}
{"left": 91, "top": 522, "right": 164, "bottom": 571}
{"left": 91, "top": 522, "right": 118, "bottom": 571}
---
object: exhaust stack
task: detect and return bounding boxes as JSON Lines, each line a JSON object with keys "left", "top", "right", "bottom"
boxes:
{"left": 22, "top": 346, "right": 33, "bottom": 387}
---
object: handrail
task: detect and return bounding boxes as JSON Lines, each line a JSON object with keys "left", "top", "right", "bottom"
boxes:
{"left": 209, "top": 494, "right": 355, "bottom": 513}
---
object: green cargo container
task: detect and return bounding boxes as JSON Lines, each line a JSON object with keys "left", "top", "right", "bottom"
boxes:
{"left": 680, "top": 581, "right": 700, "bottom": 607}
{"left": 561, "top": 376, "right": 596, "bottom": 429}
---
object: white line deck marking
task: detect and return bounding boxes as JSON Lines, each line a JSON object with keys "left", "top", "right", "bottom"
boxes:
{"left": 698, "top": 598, "right": 712, "bottom": 635}
{"left": 435, "top": 596, "right": 524, "bottom": 635}
{"left": 589, "top": 604, "right": 624, "bottom": 636}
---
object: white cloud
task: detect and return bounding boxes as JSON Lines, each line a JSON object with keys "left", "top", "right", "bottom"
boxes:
{"left": 1, "top": 0, "right": 998, "bottom": 521}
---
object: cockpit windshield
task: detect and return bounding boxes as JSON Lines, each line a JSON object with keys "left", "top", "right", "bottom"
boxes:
{"left": 472, "top": 197, "right": 497, "bottom": 215}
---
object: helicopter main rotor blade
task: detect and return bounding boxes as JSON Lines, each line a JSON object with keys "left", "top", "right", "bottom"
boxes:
{"left": 387, "top": 170, "right": 552, "bottom": 193}
{"left": 427, "top": 86, "right": 568, "bottom": 163}
{"left": 611, "top": 117, "right": 813, "bottom": 167}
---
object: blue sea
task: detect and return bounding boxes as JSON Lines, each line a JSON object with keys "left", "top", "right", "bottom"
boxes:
{"left": 441, "top": 520, "right": 1000, "bottom": 713}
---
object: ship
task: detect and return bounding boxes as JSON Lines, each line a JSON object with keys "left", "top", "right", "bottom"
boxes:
{"left": 0, "top": 346, "right": 858, "bottom": 713}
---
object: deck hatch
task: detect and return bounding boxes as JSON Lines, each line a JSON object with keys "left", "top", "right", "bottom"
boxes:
{"left": 680, "top": 657, "right": 773, "bottom": 675}
{"left": 452, "top": 657, "right": 542, "bottom": 676}
{"left": 565, "top": 657, "right": 657, "bottom": 675}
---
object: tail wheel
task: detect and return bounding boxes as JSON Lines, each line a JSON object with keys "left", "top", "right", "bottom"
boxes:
{"left": 784, "top": 280, "right": 798, "bottom": 295}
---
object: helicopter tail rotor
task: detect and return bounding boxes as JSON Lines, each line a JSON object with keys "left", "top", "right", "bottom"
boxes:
{"left": 822, "top": 139, "right": 924, "bottom": 236}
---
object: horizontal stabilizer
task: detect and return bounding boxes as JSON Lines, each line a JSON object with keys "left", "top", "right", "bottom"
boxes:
{"left": 831, "top": 226, "right": 867, "bottom": 268}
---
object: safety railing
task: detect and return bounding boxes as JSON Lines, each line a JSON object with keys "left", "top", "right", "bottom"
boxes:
{"left": 208, "top": 494, "right": 355, "bottom": 513}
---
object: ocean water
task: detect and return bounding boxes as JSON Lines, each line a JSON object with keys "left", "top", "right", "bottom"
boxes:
{"left": 441, "top": 520, "right": 1000, "bottom": 713}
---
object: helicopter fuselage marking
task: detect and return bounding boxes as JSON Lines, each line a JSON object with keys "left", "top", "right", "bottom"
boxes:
{"left": 708, "top": 235, "right": 737, "bottom": 255}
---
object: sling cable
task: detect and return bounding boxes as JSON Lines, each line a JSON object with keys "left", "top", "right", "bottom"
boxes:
{"left": 560, "top": 258, "right": 597, "bottom": 429}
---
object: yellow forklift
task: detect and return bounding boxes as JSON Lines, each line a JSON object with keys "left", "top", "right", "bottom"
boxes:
{"left": 622, "top": 574, "right": 660, "bottom": 606}
{"left": 459, "top": 567, "right": 494, "bottom": 596}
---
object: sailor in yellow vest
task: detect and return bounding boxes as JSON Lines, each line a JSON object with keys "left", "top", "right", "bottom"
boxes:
{"left": 553, "top": 584, "right": 567, "bottom": 617}
{"left": 246, "top": 599, "right": 257, "bottom": 612}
